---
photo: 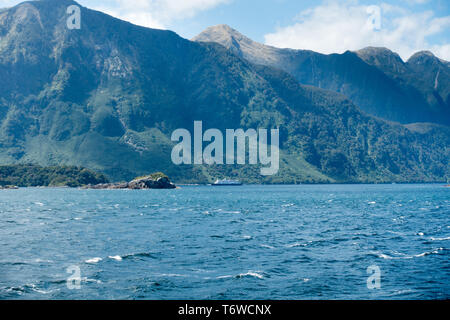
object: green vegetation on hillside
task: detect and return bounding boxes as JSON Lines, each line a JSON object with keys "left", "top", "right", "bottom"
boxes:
{"left": 195, "top": 25, "right": 450, "bottom": 126}
{"left": 0, "top": 164, "right": 109, "bottom": 187}
{"left": 131, "top": 172, "right": 168, "bottom": 181}
{"left": 0, "top": 1, "right": 448, "bottom": 184}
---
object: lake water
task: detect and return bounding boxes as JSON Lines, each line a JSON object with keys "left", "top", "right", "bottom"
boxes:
{"left": 0, "top": 184, "right": 448, "bottom": 299}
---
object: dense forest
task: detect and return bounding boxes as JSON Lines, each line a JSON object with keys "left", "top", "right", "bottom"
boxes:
{"left": 0, "top": 165, "right": 109, "bottom": 187}
{"left": 0, "top": 1, "right": 448, "bottom": 184}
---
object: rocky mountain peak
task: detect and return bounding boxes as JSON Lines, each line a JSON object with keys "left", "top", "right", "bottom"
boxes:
{"left": 194, "top": 24, "right": 288, "bottom": 66}
{"left": 193, "top": 24, "right": 244, "bottom": 42}
{"left": 355, "top": 46, "right": 406, "bottom": 74}
{"left": 407, "top": 50, "right": 443, "bottom": 66}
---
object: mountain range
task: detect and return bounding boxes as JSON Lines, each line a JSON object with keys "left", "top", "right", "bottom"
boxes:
{"left": 195, "top": 24, "right": 450, "bottom": 126}
{"left": 0, "top": 0, "right": 448, "bottom": 183}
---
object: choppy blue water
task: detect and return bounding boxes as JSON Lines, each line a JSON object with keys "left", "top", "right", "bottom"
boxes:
{"left": 0, "top": 184, "right": 449, "bottom": 300}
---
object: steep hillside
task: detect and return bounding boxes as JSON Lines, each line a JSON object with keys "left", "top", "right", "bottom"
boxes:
{"left": 357, "top": 48, "right": 450, "bottom": 123}
{"left": 0, "top": 1, "right": 448, "bottom": 183}
{"left": 195, "top": 25, "right": 450, "bottom": 126}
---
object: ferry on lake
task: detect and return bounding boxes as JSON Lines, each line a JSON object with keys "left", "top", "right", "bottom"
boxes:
{"left": 211, "top": 179, "right": 243, "bottom": 186}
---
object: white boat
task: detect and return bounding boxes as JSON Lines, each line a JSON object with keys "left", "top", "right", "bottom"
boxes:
{"left": 211, "top": 179, "right": 242, "bottom": 186}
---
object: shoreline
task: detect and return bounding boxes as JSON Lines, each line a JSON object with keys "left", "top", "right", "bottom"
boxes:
{"left": 2, "top": 182, "right": 448, "bottom": 190}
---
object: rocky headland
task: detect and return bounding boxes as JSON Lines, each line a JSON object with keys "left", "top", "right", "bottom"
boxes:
{"left": 84, "top": 173, "right": 176, "bottom": 189}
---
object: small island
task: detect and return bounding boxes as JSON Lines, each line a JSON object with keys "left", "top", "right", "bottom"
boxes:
{"left": 0, "top": 165, "right": 176, "bottom": 189}
{"left": 84, "top": 172, "right": 176, "bottom": 189}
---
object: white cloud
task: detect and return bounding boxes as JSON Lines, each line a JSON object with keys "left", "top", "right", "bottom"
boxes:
{"left": 432, "top": 43, "right": 450, "bottom": 60}
{"left": 1, "top": 0, "right": 230, "bottom": 29}
{"left": 264, "top": 1, "right": 450, "bottom": 61}
{"left": 0, "top": 0, "right": 23, "bottom": 7}
{"left": 88, "top": 0, "right": 230, "bottom": 29}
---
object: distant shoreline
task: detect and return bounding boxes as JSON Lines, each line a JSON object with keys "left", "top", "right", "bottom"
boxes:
{"left": 177, "top": 181, "right": 449, "bottom": 185}
{"left": 1, "top": 164, "right": 448, "bottom": 189}
{"left": 2, "top": 182, "right": 448, "bottom": 190}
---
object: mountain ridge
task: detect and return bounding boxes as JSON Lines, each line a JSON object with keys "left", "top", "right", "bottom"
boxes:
{"left": 0, "top": 1, "right": 448, "bottom": 183}
{"left": 194, "top": 24, "right": 450, "bottom": 126}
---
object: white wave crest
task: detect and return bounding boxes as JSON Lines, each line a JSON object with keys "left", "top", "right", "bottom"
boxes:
{"left": 374, "top": 248, "right": 444, "bottom": 260}
{"left": 108, "top": 255, "right": 122, "bottom": 261}
{"left": 85, "top": 257, "right": 102, "bottom": 264}
{"left": 430, "top": 236, "right": 450, "bottom": 241}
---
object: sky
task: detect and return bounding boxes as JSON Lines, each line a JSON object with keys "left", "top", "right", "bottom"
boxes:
{"left": 1, "top": 0, "right": 449, "bottom": 61}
